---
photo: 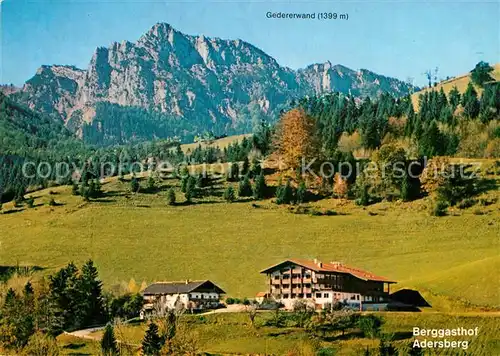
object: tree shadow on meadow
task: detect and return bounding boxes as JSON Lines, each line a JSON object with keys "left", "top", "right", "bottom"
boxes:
{"left": 0, "top": 265, "right": 45, "bottom": 282}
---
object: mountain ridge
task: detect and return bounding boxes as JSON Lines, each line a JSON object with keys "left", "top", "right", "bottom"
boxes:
{"left": 11, "top": 22, "right": 416, "bottom": 144}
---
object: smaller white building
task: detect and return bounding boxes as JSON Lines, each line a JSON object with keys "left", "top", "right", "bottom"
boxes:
{"left": 141, "top": 280, "right": 225, "bottom": 319}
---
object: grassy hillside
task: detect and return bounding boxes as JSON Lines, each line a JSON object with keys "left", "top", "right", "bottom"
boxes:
{"left": 180, "top": 133, "right": 252, "bottom": 153}
{"left": 411, "top": 63, "right": 500, "bottom": 110}
{"left": 1, "top": 161, "right": 498, "bottom": 309}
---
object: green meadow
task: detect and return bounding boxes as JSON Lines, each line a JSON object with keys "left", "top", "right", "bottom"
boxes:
{"left": 1, "top": 169, "right": 498, "bottom": 308}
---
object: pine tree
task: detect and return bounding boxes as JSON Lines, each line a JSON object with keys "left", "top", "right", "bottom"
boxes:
{"left": 80, "top": 260, "right": 107, "bottom": 327}
{"left": 130, "top": 177, "right": 140, "bottom": 193}
{"left": 355, "top": 182, "right": 370, "bottom": 206}
{"left": 448, "top": 86, "right": 461, "bottom": 111}
{"left": 295, "top": 181, "right": 307, "bottom": 204}
{"left": 275, "top": 179, "right": 294, "bottom": 205}
{"left": 238, "top": 176, "right": 253, "bottom": 197}
{"left": 4, "top": 288, "right": 17, "bottom": 306}
{"left": 223, "top": 186, "right": 236, "bottom": 202}
{"left": 101, "top": 323, "right": 119, "bottom": 356}
{"left": 184, "top": 177, "right": 196, "bottom": 203}
{"left": 400, "top": 172, "right": 418, "bottom": 202}
{"left": 250, "top": 158, "right": 262, "bottom": 178}
{"left": 147, "top": 175, "right": 156, "bottom": 192}
{"left": 226, "top": 162, "right": 240, "bottom": 182}
{"left": 462, "top": 82, "right": 480, "bottom": 119}
{"left": 166, "top": 188, "right": 176, "bottom": 206}
{"left": 419, "top": 121, "right": 445, "bottom": 157}
{"left": 141, "top": 322, "right": 163, "bottom": 356}
{"left": 253, "top": 172, "right": 267, "bottom": 200}
{"left": 242, "top": 157, "right": 250, "bottom": 176}
{"left": 23, "top": 281, "right": 34, "bottom": 299}
{"left": 180, "top": 175, "right": 189, "bottom": 193}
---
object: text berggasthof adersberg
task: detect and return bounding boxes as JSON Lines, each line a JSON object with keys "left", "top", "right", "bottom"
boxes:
{"left": 413, "top": 327, "right": 479, "bottom": 350}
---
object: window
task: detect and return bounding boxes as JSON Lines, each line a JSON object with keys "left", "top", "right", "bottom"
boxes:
{"left": 323, "top": 293, "right": 329, "bottom": 298}
{"left": 315, "top": 293, "right": 322, "bottom": 298}
{"left": 274, "top": 275, "right": 280, "bottom": 280}
{"left": 351, "top": 295, "right": 355, "bottom": 300}
{"left": 356, "top": 295, "right": 360, "bottom": 300}
{"left": 298, "top": 293, "right": 303, "bottom": 298}
{"left": 291, "top": 294, "right": 296, "bottom": 298}
{"left": 306, "top": 294, "right": 312, "bottom": 298}
{"left": 283, "top": 294, "right": 289, "bottom": 299}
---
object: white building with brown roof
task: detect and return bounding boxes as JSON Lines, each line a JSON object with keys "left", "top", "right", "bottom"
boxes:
{"left": 260, "top": 259, "right": 396, "bottom": 311}
{"left": 140, "top": 280, "right": 225, "bottom": 318}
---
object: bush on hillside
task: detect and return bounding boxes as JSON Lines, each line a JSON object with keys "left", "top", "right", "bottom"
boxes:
{"left": 430, "top": 199, "right": 448, "bottom": 216}
{"left": 238, "top": 175, "right": 253, "bottom": 197}
{"left": 223, "top": 186, "right": 236, "bottom": 202}
{"left": 166, "top": 188, "right": 176, "bottom": 206}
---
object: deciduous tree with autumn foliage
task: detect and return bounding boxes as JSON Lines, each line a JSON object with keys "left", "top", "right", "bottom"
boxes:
{"left": 273, "top": 108, "right": 320, "bottom": 170}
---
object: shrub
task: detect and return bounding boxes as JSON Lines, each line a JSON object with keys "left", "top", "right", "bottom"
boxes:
{"left": 333, "top": 173, "right": 348, "bottom": 198}
{"left": 253, "top": 172, "right": 267, "bottom": 200}
{"left": 355, "top": 184, "right": 370, "bottom": 206}
{"left": 225, "top": 297, "right": 235, "bottom": 305}
{"left": 479, "top": 197, "right": 495, "bottom": 206}
{"left": 23, "top": 331, "right": 60, "bottom": 356}
{"left": 357, "top": 314, "right": 383, "bottom": 339}
{"left": 296, "top": 181, "right": 307, "bottom": 204}
{"left": 146, "top": 175, "right": 156, "bottom": 191}
{"left": 166, "top": 188, "right": 176, "bottom": 206}
{"left": 238, "top": 176, "right": 253, "bottom": 197}
{"left": 130, "top": 177, "right": 140, "bottom": 193}
{"left": 473, "top": 209, "right": 485, "bottom": 215}
{"left": 223, "top": 186, "right": 236, "bottom": 202}
{"left": 457, "top": 198, "right": 476, "bottom": 209}
{"left": 430, "top": 199, "right": 448, "bottom": 216}
{"left": 48, "top": 198, "right": 57, "bottom": 207}
{"left": 275, "top": 179, "right": 294, "bottom": 205}
{"left": 26, "top": 196, "right": 35, "bottom": 208}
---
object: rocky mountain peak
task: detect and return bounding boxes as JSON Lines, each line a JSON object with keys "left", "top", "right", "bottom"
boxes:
{"left": 13, "top": 23, "right": 416, "bottom": 144}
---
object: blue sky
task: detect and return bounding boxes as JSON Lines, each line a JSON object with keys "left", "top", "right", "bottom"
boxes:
{"left": 1, "top": 0, "right": 499, "bottom": 87}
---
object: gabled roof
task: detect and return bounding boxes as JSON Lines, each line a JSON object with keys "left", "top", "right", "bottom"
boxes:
{"left": 260, "top": 259, "right": 396, "bottom": 283}
{"left": 142, "top": 280, "right": 225, "bottom": 295}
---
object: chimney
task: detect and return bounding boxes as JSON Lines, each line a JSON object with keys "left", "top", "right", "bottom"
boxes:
{"left": 314, "top": 258, "right": 322, "bottom": 268}
{"left": 330, "top": 261, "right": 342, "bottom": 268}
{"left": 185, "top": 279, "right": 189, "bottom": 284}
